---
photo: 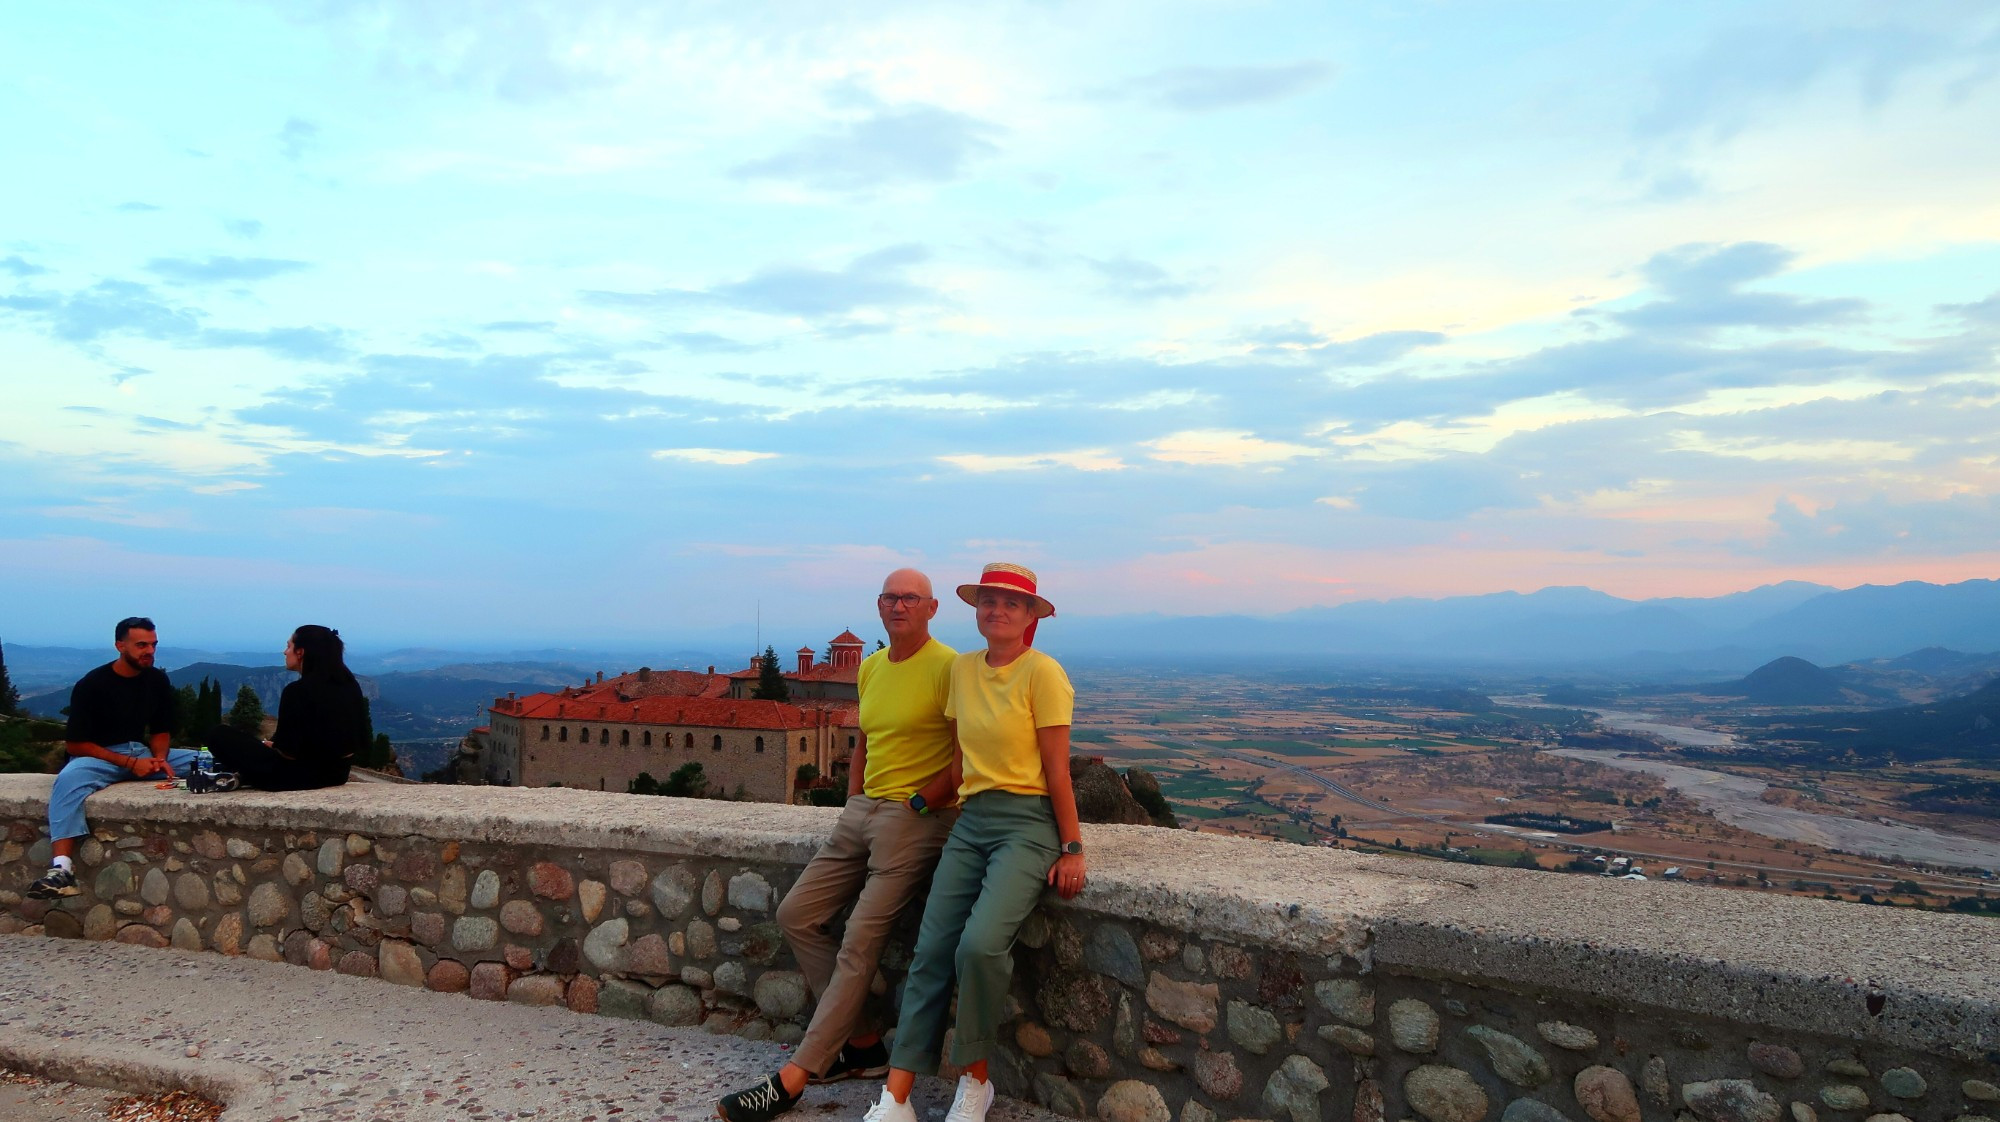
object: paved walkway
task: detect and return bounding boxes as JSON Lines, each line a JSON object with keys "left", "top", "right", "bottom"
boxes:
{"left": 0, "top": 936, "right": 1058, "bottom": 1122}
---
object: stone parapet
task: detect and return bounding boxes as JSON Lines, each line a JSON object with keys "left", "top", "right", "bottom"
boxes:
{"left": 2, "top": 775, "right": 1996, "bottom": 1122}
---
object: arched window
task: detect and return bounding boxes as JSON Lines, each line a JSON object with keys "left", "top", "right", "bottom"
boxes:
{"left": 619, "top": 729, "right": 629, "bottom": 746}
{"left": 848, "top": 736, "right": 856, "bottom": 749}
{"left": 798, "top": 737, "right": 807, "bottom": 753}
{"left": 712, "top": 735, "right": 722, "bottom": 751}
{"left": 683, "top": 733, "right": 693, "bottom": 749}
{"left": 643, "top": 730, "right": 651, "bottom": 747}
{"left": 600, "top": 728, "right": 609, "bottom": 745}
{"left": 540, "top": 725, "right": 549, "bottom": 741}
{"left": 559, "top": 727, "right": 568, "bottom": 742}
{"left": 754, "top": 736, "right": 764, "bottom": 753}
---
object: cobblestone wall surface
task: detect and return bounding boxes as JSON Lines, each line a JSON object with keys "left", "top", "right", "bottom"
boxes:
{"left": 1, "top": 778, "right": 1995, "bottom": 1122}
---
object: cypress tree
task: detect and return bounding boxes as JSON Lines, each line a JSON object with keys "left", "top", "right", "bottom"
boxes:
{"left": 752, "top": 645, "right": 789, "bottom": 702}
{"left": 226, "top": 684, "right": 265, "bottom": 733}
{"left": 0, "top": 639, "right": 20, "bottom": 717}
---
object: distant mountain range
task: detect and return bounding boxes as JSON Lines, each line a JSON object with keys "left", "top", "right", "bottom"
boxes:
{"left": 1741, "top": 677, "right": 2000, "bottom": 762}
{"left": 1054, "top": 578, "right": 2000, "bottom": 675}
{"left": 9, "top": 577, "right": 1998, "bottom": 686}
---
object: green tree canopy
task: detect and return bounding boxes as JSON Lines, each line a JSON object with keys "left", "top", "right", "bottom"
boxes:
{"left": 661, "top": 761, "right": 707, "bottom": 797}
{"left": 226, "top": 684, "right": 266, "bottom": 733}
{"left": 752, "top": 645, "right": 789, "bottom": 702}
{"left": 629, "top": 771, "right": 660, "bottom": 796}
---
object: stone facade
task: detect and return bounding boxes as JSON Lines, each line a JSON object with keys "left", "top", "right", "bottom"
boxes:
{"left": 498, "top": 708, "right": 805, "bottom": 801}
{"left": 0, "top": 777, "right": 1994, "bottom": 1122}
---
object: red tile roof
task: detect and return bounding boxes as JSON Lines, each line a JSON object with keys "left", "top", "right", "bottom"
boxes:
{"left": 830, "top": 630, "right": 865, "bottom": 646}
{"left": 492, "top": 690, "right": 816, "bottom": 731}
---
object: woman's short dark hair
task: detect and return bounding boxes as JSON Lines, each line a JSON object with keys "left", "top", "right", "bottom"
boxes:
{"left": 290, "top": 625, "right": 354, "bottom": 683}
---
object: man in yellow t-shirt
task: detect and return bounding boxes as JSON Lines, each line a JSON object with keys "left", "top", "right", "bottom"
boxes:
{"left": 718, "top": 568, "right": 959, "bottom": 1122}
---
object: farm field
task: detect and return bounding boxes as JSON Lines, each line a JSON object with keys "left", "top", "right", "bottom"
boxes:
{"left": 1065, "top": 665, "right": 2000, "bottom": 914}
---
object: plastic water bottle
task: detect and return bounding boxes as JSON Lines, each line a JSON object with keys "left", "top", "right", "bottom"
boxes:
{"left": 197, "top": 748, "right": 214, "bottom": 775}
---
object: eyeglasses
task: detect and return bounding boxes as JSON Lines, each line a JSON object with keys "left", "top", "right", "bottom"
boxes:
{"left": 878, "top": 593, "right": 927, "bottom": 607}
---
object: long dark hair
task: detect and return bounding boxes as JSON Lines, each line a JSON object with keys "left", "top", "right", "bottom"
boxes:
{"left": 291, "top": 625, "right": 357, "bottom": 686}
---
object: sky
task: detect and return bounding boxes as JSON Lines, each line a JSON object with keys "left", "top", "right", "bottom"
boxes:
{"left": 3, "top": 1, "right": 1999, "bottom": 650}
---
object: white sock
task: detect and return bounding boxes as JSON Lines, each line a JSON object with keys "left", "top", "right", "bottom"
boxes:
{"left": 52, "top": 856, "right": 73, "bottom": 872}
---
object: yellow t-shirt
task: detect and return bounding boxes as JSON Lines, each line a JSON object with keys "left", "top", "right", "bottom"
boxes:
{"left": 945, "top": 647, "right": 1075, "bottom": 799}
{"left": 855, "top": 638, "right": 958, "bottom": 801}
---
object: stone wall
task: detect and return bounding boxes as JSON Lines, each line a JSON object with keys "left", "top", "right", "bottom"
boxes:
{"left": 1, "top": 776, "right": 1996, "bottom": 1122}
{"left": 506, "top": 711, "right": 803, "bottom": 800}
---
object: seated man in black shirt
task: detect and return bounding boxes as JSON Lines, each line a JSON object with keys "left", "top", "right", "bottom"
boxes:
{"left": 27, "top": 617, "right": 204, "bottom": 899}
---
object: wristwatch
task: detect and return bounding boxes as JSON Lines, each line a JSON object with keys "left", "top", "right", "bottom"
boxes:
{"left": 907, "top": 793, "right": 930, "bottom": 816}
{"left": 1060, "top": 840, "right": 1083, "bottom": 856}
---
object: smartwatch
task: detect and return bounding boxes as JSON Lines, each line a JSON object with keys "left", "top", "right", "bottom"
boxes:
{"left": 1060, "top": 840, "right": 1083, "bottom": 856}
{"left": 907, "top": 793, "right": 930, "bottom": 816}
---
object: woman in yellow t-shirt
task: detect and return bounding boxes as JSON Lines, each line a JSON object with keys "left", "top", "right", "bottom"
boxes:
{"left": 858, "top": 563, "right": 1085, "bottom": 1122}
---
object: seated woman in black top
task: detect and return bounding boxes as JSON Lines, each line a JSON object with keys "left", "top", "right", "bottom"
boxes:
{"left": 205, "top": 624, "right": 367, "bottom": 790}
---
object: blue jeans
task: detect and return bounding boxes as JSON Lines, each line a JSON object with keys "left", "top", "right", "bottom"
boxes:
{"left": 48, "top": 742, "right": 202, "bottom": 842}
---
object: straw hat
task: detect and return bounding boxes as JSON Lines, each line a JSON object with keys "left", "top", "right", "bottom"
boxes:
{"left": 956, "top": 562, "right": 1056, "bottom": 619}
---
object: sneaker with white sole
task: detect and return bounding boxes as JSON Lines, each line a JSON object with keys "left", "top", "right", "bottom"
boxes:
{"left": 27, "top": 866, "right": 79, "bottom": 899}
{"left": 860, "top": 1087, "right": 917, "bottom": 1122}
{"left": 943, "top": 1075, "right": 994, "bottom": 1122}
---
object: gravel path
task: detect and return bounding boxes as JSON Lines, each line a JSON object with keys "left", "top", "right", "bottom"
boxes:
{"left": 0, "top": 937, "right": 1057, "bottom": 1122}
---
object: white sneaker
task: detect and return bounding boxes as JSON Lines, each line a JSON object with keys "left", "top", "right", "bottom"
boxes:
{"left": 943, "top": 1075, "right": 994, "bottom": 1122}
{"left": 861, "top": 1087, "right": 917, "bottom": 1122}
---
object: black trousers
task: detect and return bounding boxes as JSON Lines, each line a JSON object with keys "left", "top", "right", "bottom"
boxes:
{"left": 203, "top": 725, "right": 350, "bottom": 792}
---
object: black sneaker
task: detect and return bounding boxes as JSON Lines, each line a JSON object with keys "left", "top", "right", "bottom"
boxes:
{"left": 27, "top": 866, "right": 79, "bottom": 899}
{"left": 716, "top": 1072, "right": 801, "bottom": 1122}
{"left": 810, "top": 1039, "right": 890, "bottom": 1084}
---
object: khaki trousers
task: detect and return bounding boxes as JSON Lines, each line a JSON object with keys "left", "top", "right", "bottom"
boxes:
{"left": 776, "top": 794, "right": 955, "bottom": 1076}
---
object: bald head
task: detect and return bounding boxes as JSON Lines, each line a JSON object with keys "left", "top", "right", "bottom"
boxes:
{"left": 882, "top": 568, "right": 933, "bottom": 599}
{"left": 877, "top": 568, "right": 938, "bottom": 653}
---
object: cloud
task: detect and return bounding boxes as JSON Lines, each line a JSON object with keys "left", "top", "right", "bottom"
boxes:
{"left": 0, "top": 279, "right": 201, "bottom": 343}
{"left": 1, "top": 255, "right": 48, "bottom": 277}
{"left": 1102, "top": 61, "right": 1334, "bottom": 111}
{"left": 732, "top": 95, "right": 1002, "bottom": 192}
{"left": 113, "top": 201, "right": 162, "bottom": 213}
{"left": 146, "top": 256, "right": 311, "bottom": 285}
{"left": 223, "top": 218, "right": 265, "bottom": 239}
{"left": 1602, "top": 242, "right": 1866, "bottom": 333}
{"left": 1765, "top": 491, "right": 2000, "bottom": 559}
{"left": 1088, "top": 257, "right": 1199, "bottom": 301}
{"left": 652, "top": 448, "right": 779, "bottom": 466}
{"left": 279, "top": 117, "right": 320, "bottom": 162}
{"left": 202, "top": 326, "right": 352, "bottom": 361}
{"left": 1145, "top": 429, "right": 1318, "bottom": 466}
{"left": 660, "top": 331, "right": 766, "bottom": 355}
{"left": 585, "top": 244, "right": 937, "bottom": 324}
{"left": 1635, "top": 21, "right": 1988, "bottom": 140}
{"left": 939, "top": 450, "right": 1127, "bottom": 473}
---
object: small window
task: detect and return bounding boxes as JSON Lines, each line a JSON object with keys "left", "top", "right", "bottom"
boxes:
{"left": 600, "top": 728, "right": 609, "bottom": 745}
{"left": 755, "top": 736, "right": 764, "bottom": 753}
{"left": 712, "top": 735, "right": 722, "bottom": 751}
{"left": 643, "top": 730, "right": 651, "bottom": 747}
{"left": 683, "top": 733, "right": 693, "bottom": 749}
{"left": 540, "top": 725, "right": 549, "bottom": 741}
{"left": 848, "top": 736, "right": 856, "bottom": 749}
{"left": 559, "top": 727, "right": 568, "bottom": 742}
{"left": 799, "top": 737, "right": 807, "bottom": 753}
{"left": 599, "top": 778, "right": 605, "bottom": 790}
